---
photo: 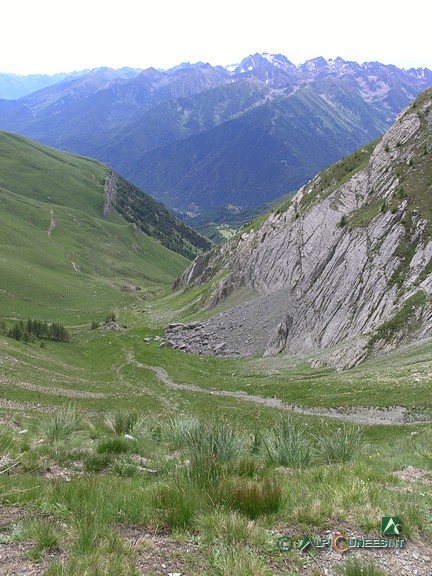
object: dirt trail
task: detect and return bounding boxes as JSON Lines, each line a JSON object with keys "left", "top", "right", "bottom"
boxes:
{"left": 129, "top": 356, "right": 411, "bottom": 425}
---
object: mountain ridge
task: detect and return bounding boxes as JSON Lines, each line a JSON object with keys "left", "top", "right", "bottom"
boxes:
{"left": 166, "top": 88, "right": 432, "bottom": 369}
{"left": 0, "top": 129, "right": 210, "bottom": 323}
{"left": 1, "top": 54, "right": 432, "bottom": 217}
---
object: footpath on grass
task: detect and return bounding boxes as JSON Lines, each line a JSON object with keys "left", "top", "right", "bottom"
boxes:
{"left": 128, "top": 354, "right": 417, "bottom": 426}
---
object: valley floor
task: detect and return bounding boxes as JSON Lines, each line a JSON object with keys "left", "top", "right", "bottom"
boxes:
{"left": 1, "top": 296, "right": 432, "bottom": 575}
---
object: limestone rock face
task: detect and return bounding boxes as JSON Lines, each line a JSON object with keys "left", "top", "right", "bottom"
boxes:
{"left": 169, "top": 90, "right": 432, "bottom": 369}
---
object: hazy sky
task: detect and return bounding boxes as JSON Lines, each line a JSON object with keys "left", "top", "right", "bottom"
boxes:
{"left": 2, "top": 0, "right": 430, "bottom": 74}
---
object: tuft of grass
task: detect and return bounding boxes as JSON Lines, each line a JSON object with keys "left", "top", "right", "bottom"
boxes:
{"left": 96, "top": 437, "right": 134, "bottom": 455}
{"left": 150, "top": 478, "right": 203, "bottom": 529}
{"left": 108, "top": 457, "right": 137, "bottom": 478}
{"left": 0, "top": 425, "right": 17, "bottom": 457}
{"left": 45, "top": 528, "right": 138, "bottom": 576}
{"left": 0, "top": 426, "right": 19, "bottom": 474}
{"left": 262, "top": 416, "right": 314, "bottom": 468}
{"left": 316, "top": 424, "right": 364, "bottom": 464}
{"left": 38, "top": 405, "right": 82, "bottom": 444}
{"left": 230, "top": 456, "right": 266, "bottom": 478}
{"left": 210, "top": 544, "right": 273, "bottom": 576}
{"left": 186, "top": 419, "right": 245, "bottom": 462}
{"left": 83, "top": 452, "right": 112, "bottom": 473}
{"left": 339, "top": 556, "right": 387, "bottom": 576}
{"left": 24, "top": 518, "right": 62, "bottom": 561}
{"left": 104, "top": 410, "right": 153, "bottom": 439}
{"left": 162, "top": 414, "right": 201, "bottom": 449}
{"left": 224, "top": 477, "right": 283, "bottom": 519}
{"left": 184, "top": 419, "right": 245, "bottom": 487}
{"left": 196, "top": 509, "right": 269, "bottom": 547}
{"left": 20, "top": 450, "right": 44, "bottom": 473}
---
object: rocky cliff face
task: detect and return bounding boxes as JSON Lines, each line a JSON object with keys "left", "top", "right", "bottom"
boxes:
{"left": 168, "top": 89, "right": 432, "bottom": 369}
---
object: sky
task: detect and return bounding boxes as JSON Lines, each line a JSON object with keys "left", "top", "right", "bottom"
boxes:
{"left": 1, "top": 0, "right": 430, "bottom": 75}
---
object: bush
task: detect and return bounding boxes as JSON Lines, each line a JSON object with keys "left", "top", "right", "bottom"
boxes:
{"left": 104, "top": 312, "right": 116, "bottom": 324}
{"left": 337, "top": 214, "right": 348, "bottom": 228}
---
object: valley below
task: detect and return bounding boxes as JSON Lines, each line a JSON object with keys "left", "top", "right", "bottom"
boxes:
{"left": 1, "top": 281, "right": 432, "bottom": 576}
{"left": 1, "top": 66, "right": 432, "bottom": 576}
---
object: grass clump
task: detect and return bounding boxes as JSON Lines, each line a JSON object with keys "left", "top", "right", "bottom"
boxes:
{"left": 210, "top": 544, "right": 273, "bottom": 576}
{"left": 224, "top": 477, "right": 283, "bottom": 519}
{"left": 38, "top": 405, "right": 82, "bottom": 444}
{"left": 150, "top": 478, "right": 203, "bottom": 529}
{"left": 262, "top": 416, "right": 314, "bottom": 468}
{"left": 0, "top": 425, "right": 20, "bottom": 473}
{"left": 339, "top": 556, "right": 387, "bottom": 576}
{"left": 45, "top": 529, "right": 138, "bottom": 576}
{"left": 24, "top": 518, "right": 62, "bottom": 561}
{"left": 196, "top": 509, "right": 269, "bottom": 547}
{"left": 104, "top": 410, "right": 152, "bottom": 438}
{"left": 162, "top": 414, "right": 201, "bottom": 449}
{"left": 83, "top": 452, "right": 112, "bottom": 473}
{"left": 186, "top": 419, "right": 245, "bottom": 462}
{"left": 108, "top": 457, "right": 137, "bottom": 478}
{"left": 316, "top": 424, "right": 363, "bottom": 464}
{"left": 183, "top": 419, "right": 245, "bottom": 487}
{"left": 96, "top": 436, "right": 134, "bottom": 455}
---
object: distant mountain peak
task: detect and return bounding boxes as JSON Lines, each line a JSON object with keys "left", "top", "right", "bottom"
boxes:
{"left": 234, "top": 52, "right": 296, "bottom": 74}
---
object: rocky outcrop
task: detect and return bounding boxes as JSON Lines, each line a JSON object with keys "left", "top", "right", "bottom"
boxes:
{"left": 102, "top": 169, "right": 118, "bottom": 218}
{"left": 168, "top": 89, "right": 432, "bottom": 369}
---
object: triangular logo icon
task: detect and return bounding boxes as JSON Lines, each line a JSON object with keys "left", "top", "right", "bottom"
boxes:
{"left": 299, "top": 535, "right": 314, "bottom": 552}
{"left": 382, "top": 516, "right": 401, "bottom": 535}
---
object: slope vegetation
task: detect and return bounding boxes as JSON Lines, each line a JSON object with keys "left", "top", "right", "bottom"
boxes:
{"left": 0, "top": 131, "right": 205, "bottom": 323}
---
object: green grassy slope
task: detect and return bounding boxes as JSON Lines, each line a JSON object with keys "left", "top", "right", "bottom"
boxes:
{"left": 0, "top": 131, "right": 190, "bottom": 323}
{"left": 0, "top": 115, "right": 431, "bottom": 576}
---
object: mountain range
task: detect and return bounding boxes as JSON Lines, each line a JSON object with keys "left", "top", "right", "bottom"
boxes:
{"left": 167, "top": 88, "right": 432, "bottom": 369}
{"left": 1, "top": 54, "right": 432, "bottom": 225}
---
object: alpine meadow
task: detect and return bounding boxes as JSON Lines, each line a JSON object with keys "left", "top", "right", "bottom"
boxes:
{"left": 1, "top": 56, "right": 432, "bottom": 576}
